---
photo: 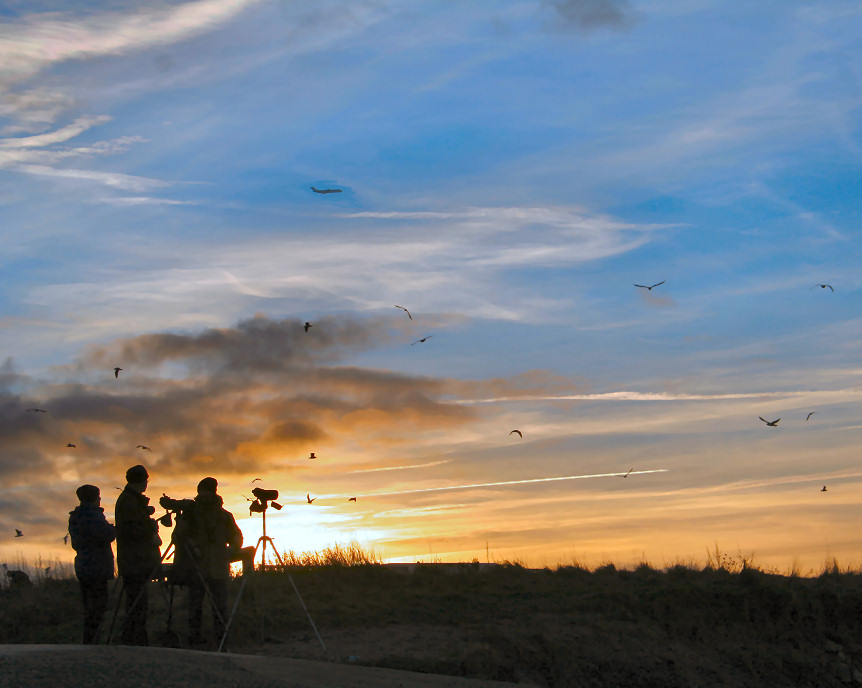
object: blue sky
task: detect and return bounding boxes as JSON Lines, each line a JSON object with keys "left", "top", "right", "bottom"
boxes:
{"left": 1, "top": 0, "right": 861, "bottom": 571}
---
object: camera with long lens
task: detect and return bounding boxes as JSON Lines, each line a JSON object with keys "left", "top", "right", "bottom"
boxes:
{"left": 249, "top": 486, "right": 282, "bottom": 513}
{"left": 158, "top": 494, "right": 195, "bottom": 526}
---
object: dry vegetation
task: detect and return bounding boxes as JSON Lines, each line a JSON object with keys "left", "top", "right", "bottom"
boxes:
{"left": 4, "top": 546, "right": 862, "bottom": 687}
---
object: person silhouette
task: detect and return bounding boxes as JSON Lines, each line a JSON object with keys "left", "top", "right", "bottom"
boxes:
{"left": 68, "top": 484, "right": 116, "bottom": 644}
{"left": 172, "top": 477, "right": 242, "bottom": 649}
{"left": 115, "top": 464, "right": 161, "bottom": 646}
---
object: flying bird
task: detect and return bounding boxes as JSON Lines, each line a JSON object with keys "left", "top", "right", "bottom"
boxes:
{"left": 306, "top": 493, "right": 316, "bottom": 504}
{"left": 114, "top": 367, "right": 122, "bottom": 378}
{"left": 14, "top": 529, "right": 22, "bottom": 538}
{"left": 816, "top": 284, "right": 834, "bottom": 292}
{"left": 759, "top": 417, "right": 780, "bottom": 427}
{"left": 509, "top": 430, "right": 522, "bottom": 438}
{"left": 348, "top": 497, "right": 357, "bottom": 502}
{"left": 619, "top": 468, "right": 634, "bottom": 478}
{"left": 66, "top": 443, "right": 76, "bottom": 448}
{"left": 411, "top": 336, "right": 433, "bottom": 345}
{"left": 821, "top": 485, "right": 828, "bottom": 492}
{"left": 304, "top": 321, "right": 312, "bottom": 333}
{"left": 62, "top": 534, "right": 69, "bottom": 545}
{"left": 634, "top": 281, "right": 665, "bottom": 291}
{"left": 136, "top": 445, "right": 151, "bottom": 451}
{"left": 806, "top": 412, "right": 816, "bottom": 421}
{"left": 26, "top": 408, "right": 47, "bottom": 413}
{"left": 251, "top": 478, "right": 262, "bottom": 483}
{"left": 395, "top": 305, "right": 413, "bottom": 320}
{"left": 308, "top": 452, "right": 317, "bottom": 460}
{"left": 310, "top": 186, "right": 342, "bottom": 194}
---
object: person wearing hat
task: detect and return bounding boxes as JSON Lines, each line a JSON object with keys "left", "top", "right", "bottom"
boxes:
{"left": 115, "top": 464, "right": 161, "bottom": 646}
{"left": 68, "top": 484, "right": 116, "bottom": 644}
{"left": 173, "top": 476, "right": 242, "bottom": 648}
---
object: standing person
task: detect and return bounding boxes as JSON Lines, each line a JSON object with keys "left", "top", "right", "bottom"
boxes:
{"left": 68, "top": 484, "right": 116, "bottom": 644}
{"left": 171, "top": 477, "right": 242, "bottom": 648}
{"left": 115, "top": 464, "right": 161, "bottom": 646}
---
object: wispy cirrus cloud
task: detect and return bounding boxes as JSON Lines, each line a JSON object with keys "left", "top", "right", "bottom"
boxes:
{"left": 0, "top": 0, "right": 265, "bottom": 88}
{"left": 18, "top": 164, "right": 171, "bottom": 192}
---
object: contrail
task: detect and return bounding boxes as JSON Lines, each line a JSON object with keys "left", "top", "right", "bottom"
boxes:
{"left": 349, "top": 460, "right": 451, "bottom": 474}
{"left": 320, "top": 469, "right": 668, "bottom": 501}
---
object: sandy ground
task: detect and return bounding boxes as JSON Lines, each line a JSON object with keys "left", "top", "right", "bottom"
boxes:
{"left": 0, "top": 645, "right": 523, "bottom": 688}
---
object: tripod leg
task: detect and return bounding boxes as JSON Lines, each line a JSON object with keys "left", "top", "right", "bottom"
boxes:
{"left": 286, "top": 572, "right": 327, "bottom": 653}
{"left": 110, "top": 542, "right": 174, "bottom": 645}
{"left": 219, "top": 536, "right": 265, "bottom": 651}
{"left": 104, "top": 578, "right": 125, "bottom": 645}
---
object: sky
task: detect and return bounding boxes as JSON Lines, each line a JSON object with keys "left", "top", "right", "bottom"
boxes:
{"left": 1, "top": 0, "right": 861, "bottom": 573}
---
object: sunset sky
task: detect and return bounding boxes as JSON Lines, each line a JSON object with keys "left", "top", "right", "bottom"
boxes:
{"left": 1, "top": 0, "right": 861, "bottom": 573}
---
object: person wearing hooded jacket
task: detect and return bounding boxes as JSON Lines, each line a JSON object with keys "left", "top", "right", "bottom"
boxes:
{"left": 115, "top": 464, "right": 161, "bottom": 646}
{"left": 172, "top": 476, "right": 242, "bottom": 648}
{"left": 68, "top": 484, "right": 116, "bottom": 644}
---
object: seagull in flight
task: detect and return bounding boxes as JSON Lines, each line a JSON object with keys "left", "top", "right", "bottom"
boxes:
{"left": 14, "top": 530, "right": 22, "bottom": 538}
{"left": 759, "top": 417, "right": 780, "bottom": 427}
{"left": 304, "top": 321, "right": 312, "bottom": 333}
{"left": 618, "top": 468, "right": 634, "bottom": 478}
{"left": 308, "top": 452, "right": 317, "bottom": 460}
{"left": 66, "top": 443, "right": 76, "bottom": 448}
{"left": 114, "top": 367, "right": 122, "bottom": 378}
{"left": 821, "top": 485, "right": 828, "bottom": 492}
{"left": 634, "top": 281, "right": 665, "bottom": 291}
{"left": 816, "top": 284, "right": 834, "bottom": 292}
{"left": 411, "top": 336, "right": 433, "bottom": 345}
{"left": 251, "top": 478, "right": 261, "bottom": 483}
{"left": 136, "top": 445, "right": 151, "bottom": 451}
{"left": 509, "top": 430, "right": 522, "bottom": 438}
{"left": 806, "top": 412, "right": 816, "bottom": 421}
{"left": 348, "top": 497, "right": 357, "bottom": 502}
{"left": 311, "top": 186, "right": 342, "bottom": 194}
{"left": 306, "top": 493, "right": 316, "bottom": 504}
{"left": 62, "top": 534, "right": 69, "bottom": 545}
{"left": 395, "top": 305, "right": 413, "bottom": 320}
{"left": 27, "top": 408, "right": 47, "bottom": 413}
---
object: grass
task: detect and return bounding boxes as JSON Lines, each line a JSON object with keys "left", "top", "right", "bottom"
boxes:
{"left": 5, "top": 545, "right": 862, "bottom": 686}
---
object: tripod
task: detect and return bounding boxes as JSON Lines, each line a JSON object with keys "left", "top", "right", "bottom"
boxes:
{"left": 219, "top": 496, "right": 326, "bottom": 653}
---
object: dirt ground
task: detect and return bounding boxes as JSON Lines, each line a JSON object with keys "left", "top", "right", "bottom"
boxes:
{"left": 0, "top": 645, "right": 528, "bottom": 688}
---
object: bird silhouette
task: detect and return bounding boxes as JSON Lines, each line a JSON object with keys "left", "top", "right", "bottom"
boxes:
{"left": 14, "top": 529, "right": 22, "bottom": 538}
{"left": 509, "top": 430, "right": 522, "bottom": 438}
{"left": 304, "top": 321, "right": 312, "bottom": 332}
{"left": 411, "top": 336, "right": 433, "bottom": 345}
{"left": 806, "top": 412, "right": 816, "bottom": 421}
{"left": 395, "top": 305, "right": 413, "bottom": 320}
{"left": 618, "top": 468, "right": 634, "bottom": 478}
{"left": 308, "top": 452, "right": 317, "bottom": 460}
{"left": 26, "top": 408, "right": 47, "bottom": 413}
{"left": 348, "top": 497, "right": 357, "bottom": 502}
{"left": 306, "top": 493, "right": 316, "bottom": 504}
{"left": 821, "top": 485, "right": 828, "bottom": 492}
{"left": 759, "top": 417, "right": 780, "bottom": 427}
{"left": 634, "top": 281, "right": 665, "bottom": 290}
{"left": 66, "top": 443, "right": 76, "bottom": 448}
{"left": 136, "top": 445, "right": 151, "bottom": 451}
{"left": 62, "top": 534, "right": 69, "bottom": 545}
{"left": 251, "top": 478, "right": 262, "bottom": 483}
{"left": 816, "top": 284, "right": 834, "bottom": 292}
{"left": 311, "top": 186, "right": 342, "bottom": 194}
{"left": 114, "top": 367, "right": 122, "bottom": 378}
